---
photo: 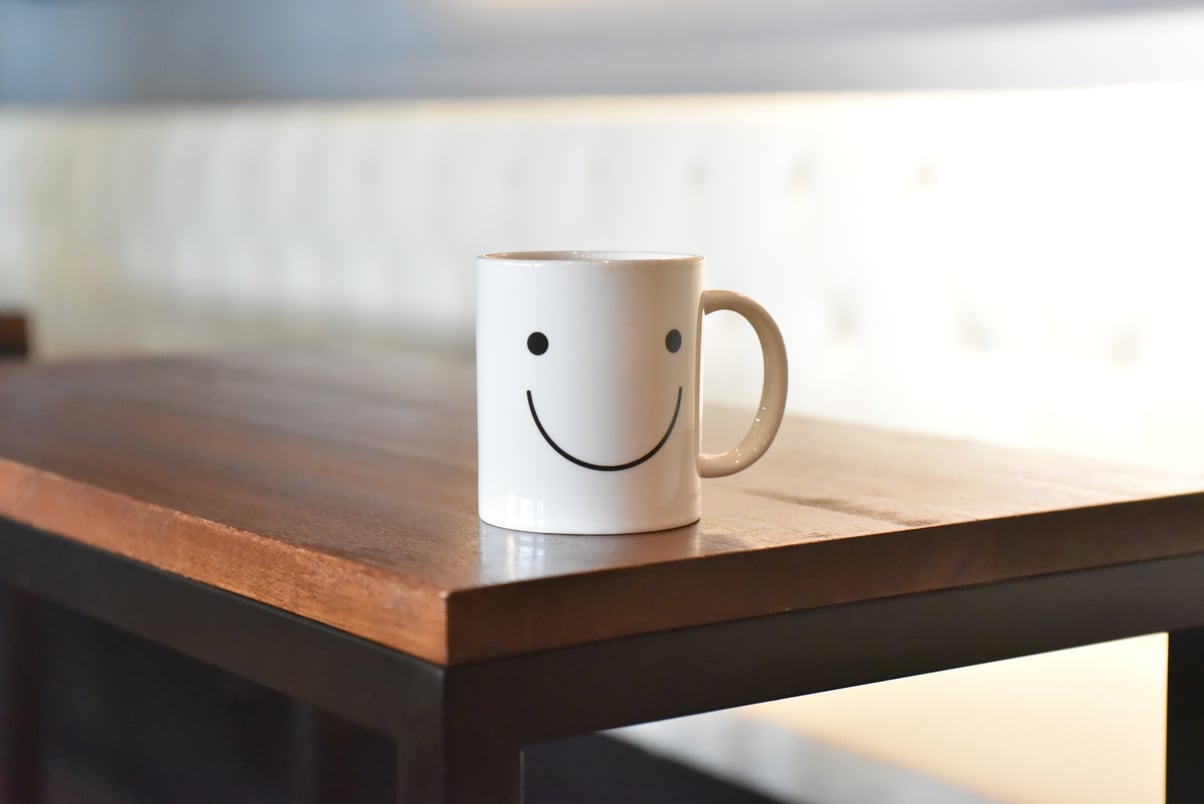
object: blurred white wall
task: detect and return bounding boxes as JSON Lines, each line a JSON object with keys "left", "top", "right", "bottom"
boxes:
{"left": 3, "top": 87, "right": 1202, "bottom": 472}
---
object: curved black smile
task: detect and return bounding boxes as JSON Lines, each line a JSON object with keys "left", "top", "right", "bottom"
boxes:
{"left": 526, "top": 386, "right": 683, "bottom": 472}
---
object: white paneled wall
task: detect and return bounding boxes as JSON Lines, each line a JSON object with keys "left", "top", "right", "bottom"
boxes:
{"left": 2, "top": 86, "right": 1202, "bottom": 470}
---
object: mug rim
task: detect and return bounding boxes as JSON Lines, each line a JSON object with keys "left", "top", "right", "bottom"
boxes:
{"left": 480, "top": 250, "right": 702, "bottom": 265}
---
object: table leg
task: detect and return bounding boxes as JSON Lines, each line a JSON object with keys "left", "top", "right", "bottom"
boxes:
{"left": 0, "top": 590, "right": 42, "bottom": 804}
{"left": 288, "top": 700, "right": 323, "bottom": 804}
{"left": 1167, "top": 627, "right": 1204, "bottom": 803}
{"left": 395, "top": 726, "right": 523, "bottom": 804}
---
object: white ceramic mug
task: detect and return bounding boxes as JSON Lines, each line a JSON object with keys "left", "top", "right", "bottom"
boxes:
{"left": 476, "top": 251, "right": 788, "bottom": 534}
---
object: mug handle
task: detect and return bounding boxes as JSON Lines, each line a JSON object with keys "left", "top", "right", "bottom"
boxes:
{"left": 698, "top": 290, "right": 789, "bottom": 478}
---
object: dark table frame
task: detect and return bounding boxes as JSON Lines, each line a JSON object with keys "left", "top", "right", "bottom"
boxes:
{"left": 3, "top": 517, "right": 1204, "bottom": 803}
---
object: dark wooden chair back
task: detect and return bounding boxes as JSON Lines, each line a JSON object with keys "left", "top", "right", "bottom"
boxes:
{"left": 0, "top": 312, "right": 28, "bottom": 359}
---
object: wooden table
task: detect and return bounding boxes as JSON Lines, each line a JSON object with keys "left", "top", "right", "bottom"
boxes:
{"left": 2, "top": 350, "right": 1203, "bottom": 803}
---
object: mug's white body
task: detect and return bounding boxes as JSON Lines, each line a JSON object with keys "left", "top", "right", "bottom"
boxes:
{"left": 477, "top": 253, "right": 703, "bottom": 534}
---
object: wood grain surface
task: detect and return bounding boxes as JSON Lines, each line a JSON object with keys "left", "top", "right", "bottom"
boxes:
{"left": 0, "top": 349, "right": 1201, "bottom": 665}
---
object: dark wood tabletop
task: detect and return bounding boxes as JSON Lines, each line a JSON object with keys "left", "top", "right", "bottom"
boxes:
{"left": 1, "top": 349, "right": 1202, "bottom": 667}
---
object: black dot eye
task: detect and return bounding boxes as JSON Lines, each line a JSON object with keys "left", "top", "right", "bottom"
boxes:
{"left": 665, "top": 329, "right": 682, "bottom": 353}
{"left": 527, "top": 331, "right": 548, "bottom": 356}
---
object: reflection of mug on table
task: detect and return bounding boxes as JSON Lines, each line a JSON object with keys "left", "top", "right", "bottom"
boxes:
{"left": 476, "top": 251, "right": 788, "bottom": 535}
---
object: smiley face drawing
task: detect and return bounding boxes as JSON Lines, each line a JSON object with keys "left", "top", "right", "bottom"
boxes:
{"left": 475, "top": 251, "right": 707, "bottom": 534}
{"left": 524, "top": 328, "right": 685, "bottom": 471}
